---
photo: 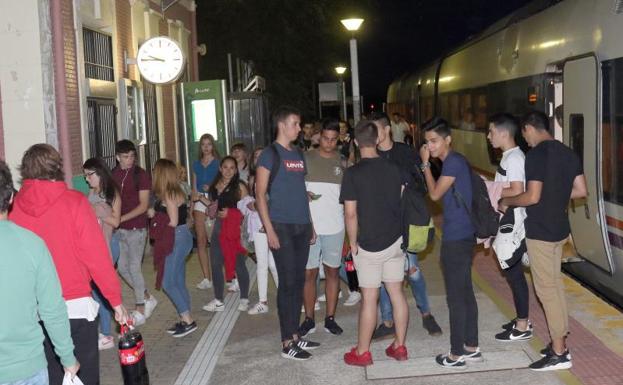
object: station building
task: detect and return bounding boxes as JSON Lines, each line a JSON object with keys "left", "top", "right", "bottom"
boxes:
{"left": 0, "top": 0, "right": 199, "bottom": 186}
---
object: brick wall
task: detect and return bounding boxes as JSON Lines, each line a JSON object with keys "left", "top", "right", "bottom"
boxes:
{"left": 160, "top": 18, "right": 177, "bottom": 160}
{"left": 61, "top": 0, "right": 83, "bottom": 175}
{"left": 116, "top": 0, "right": 137, "bottom": 81}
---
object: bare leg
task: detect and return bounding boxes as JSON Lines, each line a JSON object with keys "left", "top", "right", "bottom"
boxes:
{"left": 384, "top": 281, "right": 409, "bottom": 347}
{"left": 303, "top": 269, "right": 318, "bottom": 319}
{"left": 324, "top": 265, "right": 340, "bottom": 317}
{"left": 357, "top": 287, "right": 380, "bottom": 354}
{"left": 193, "top": 210, "right": 211, "bottom": 279}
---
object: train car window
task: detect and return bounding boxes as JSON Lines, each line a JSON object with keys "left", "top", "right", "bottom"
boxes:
{"left": 601, "top": 58, "right": 623, "bottom": 204}
{"left": 569, "top": 114, "right": 584, "bottom": 164}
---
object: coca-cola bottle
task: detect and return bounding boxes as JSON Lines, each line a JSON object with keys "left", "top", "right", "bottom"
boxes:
{"left": 118, "top": 325, "right": 150, "bottom": 385}
{"left": 344, "top": 253, "right": 359, "bottom": 292}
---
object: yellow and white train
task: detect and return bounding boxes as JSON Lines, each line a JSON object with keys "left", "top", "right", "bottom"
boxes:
{"left": 387, "top": 0, "right": 623, "bottom": 308}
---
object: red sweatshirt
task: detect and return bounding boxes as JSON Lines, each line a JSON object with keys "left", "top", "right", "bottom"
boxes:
{"left": 9, "top": 180, "right": 122, "bottom": 307}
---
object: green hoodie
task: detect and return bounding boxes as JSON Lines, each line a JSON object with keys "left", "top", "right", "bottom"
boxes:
{"left": 0, "top": 220, "right": 76, "bottom": 383}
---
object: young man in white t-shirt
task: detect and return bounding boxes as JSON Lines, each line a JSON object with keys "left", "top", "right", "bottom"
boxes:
{"left": 487, "top": 113, "right": 532, "bottom": 341}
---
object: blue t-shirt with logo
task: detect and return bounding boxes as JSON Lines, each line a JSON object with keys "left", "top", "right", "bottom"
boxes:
{"left": 257, "top": 143, "right": 311, "bottom": 224}
{"left": 441, "top": 151, "right": 475, "bottom": 241}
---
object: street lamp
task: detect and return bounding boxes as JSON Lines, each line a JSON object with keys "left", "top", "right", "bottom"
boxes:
{"left": 335, "top": 66, "right": 348, "bottom": 121}
{"left": 340, "top": 18, "right": 364, "bottom": 123}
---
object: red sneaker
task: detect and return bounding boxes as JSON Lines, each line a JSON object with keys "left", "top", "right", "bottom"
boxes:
{"left": 385, "top": 343, "right": 408, "bottom": 361}
{"left": 344, "top": 347, "right": 373, "bottom": 366}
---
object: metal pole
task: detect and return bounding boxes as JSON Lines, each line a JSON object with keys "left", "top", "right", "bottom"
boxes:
{"left": 349, "top": 38, "right": 361, "bottom": 124}
{"left": 227, "top": 53, "right": 234, "bottom": 92}
{"left": 341, "top": 80, "right": 347, "bottom": 121}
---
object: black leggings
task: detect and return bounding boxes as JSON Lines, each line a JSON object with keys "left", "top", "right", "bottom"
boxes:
{"left": 271, "top": 222, "right": 312, "bottom": 342}
{"left": 504, "top": 258, "right": 529, "bottom": 320}
{"left": 210, "top": 219, "right": 250, "bottom": 301}
{"left": 43, "top": 318, "right": 99, "bottom": 385}
{"left": 440, "top": 238, "right": 478, "bottom": 357}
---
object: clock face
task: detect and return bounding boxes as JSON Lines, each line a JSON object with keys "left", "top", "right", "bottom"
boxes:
{"left": 136, "top": 36, "right": 185, "bottom": 84}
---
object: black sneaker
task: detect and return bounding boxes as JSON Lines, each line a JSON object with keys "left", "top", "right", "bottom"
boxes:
{"left": 295, "top": 338, "right": 320, "bottom": 351}
{"left": 166, "top": 322, "right": 182, "bottom": 334}
{"left": 435, "top": 353, "right": 466, "bottom": 369}
{"left": 172, "top": 321, "right": 198, "bottom": 338}
{"left": 298, "top": 317, "right": 316, "bottom": 337}
{"left": 371, "top": 323, "right": 395, "bottom": 340}
{"left": 539, "top": 344, "right": 572, "bottom": 359}
{"left": 529, "top": 350, "right": 572, "bottom": 371}
{"left": 281, "top": 341, "right": 312, "bottom": 361}
{"left": 463, "top": 347, "right": 484, "bottom": 362}
{"left": 495, "top": 327, "right": 533, "bottom": 342}
{"left": 501, "top": 318, "right": 532, "bottom": 331}
{"left": 324, "top": 316, "right": 343, "bottom": 335}
{"left": 422, "top": 315, "right": 442, "bottom": 336}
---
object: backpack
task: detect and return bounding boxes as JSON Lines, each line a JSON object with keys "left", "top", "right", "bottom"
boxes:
{"left": 451, "top": 168, "right": 499, "bottom": 239}
{"left": 402, "top": 182, "right": 435, "bottom": 252}
{"left": 266, "top": 143, "right": 307, "bottom": 193}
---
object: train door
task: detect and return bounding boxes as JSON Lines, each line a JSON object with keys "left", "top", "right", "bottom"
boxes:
{"left": 563, "top": 56, "right": 613, "bottom": 272}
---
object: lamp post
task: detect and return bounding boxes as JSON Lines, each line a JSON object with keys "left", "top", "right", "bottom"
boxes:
{"left": 340, "top": 18, "right": 363, "bottom": 124}
{"left": 335, "top": 66, "right": 347, "bottom": 121}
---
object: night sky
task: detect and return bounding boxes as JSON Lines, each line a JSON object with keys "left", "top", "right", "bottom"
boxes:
{"left": 197, "top": 0, "right": 534, "bottom": 118}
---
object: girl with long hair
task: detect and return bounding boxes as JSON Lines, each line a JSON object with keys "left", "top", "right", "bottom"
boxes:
{"left": 237, "top": 147, "right": 279, "bottom": 315}
{"left": 191, "top": 134, "right": 220, "bottom": 290}
{"left": 230, "top": 142, "right": 249, "bottom": 182}
{"left": 83, "top": 157, "right": 121, "bottom": 350}
{"left": 151, "top": 159, "right": 197, "bottom": 337}
{"left": 200, "top": 156, "right": 251, "bottom": 312}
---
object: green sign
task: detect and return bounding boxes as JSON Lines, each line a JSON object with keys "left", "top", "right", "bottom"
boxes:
{"left": 180, "top": 80, "right": 229, "bottom": 165}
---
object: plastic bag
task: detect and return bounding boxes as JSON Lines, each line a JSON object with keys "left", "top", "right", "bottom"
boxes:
{"left": 62, "top": 373, "right": 85, "bottom": 385}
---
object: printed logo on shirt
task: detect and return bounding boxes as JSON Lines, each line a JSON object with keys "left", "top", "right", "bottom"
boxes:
{"left": 284, "top": 160, "right": 305, "bottom": 172}
{"left": 333, "top": 166, "right": 343, "bottom": 176}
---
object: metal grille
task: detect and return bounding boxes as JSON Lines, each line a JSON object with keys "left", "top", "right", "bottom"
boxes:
{"left": 615, "top": 0, "right": 623, "bottom": 14}
{"left": 87, "top": 99, "right": 117, "bottom": 168}
{"left": 83, "top": 28, "right": 114, "bottom": 81}
{"left": 143, "top": 82, "right": 160, "bottom": 172}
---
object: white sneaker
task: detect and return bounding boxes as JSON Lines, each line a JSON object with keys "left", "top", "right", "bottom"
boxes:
{"left": 203, "top": 299, "right": 224, "bottom": 312}
{"left": 318, "top": 291, "right": 343, "bottom": 302}
{"left": 98, "top": 333, "right": 114, "bottom": 351}
{"left": 144, "top": 295, "right": 158, "bottom": 318}
{"left": 343, "top": 291, "right": 361, "bottom": 306}
{"left": 248, "top": 302, "right": 269, "bottom": 315}
{"left": 238, "top": 299, "right": 249, "bottom": 312}
{"left": 301, "top": 301, "right": 320, "bottom": 313}
{"left": 227, "top": 279, "right": 240, "bottom": 292}
{"left": 131, "top": 310, "right": 146, "bottom": 326}
{"left": 196, "top": 278, "right": 213, "bottom": 290}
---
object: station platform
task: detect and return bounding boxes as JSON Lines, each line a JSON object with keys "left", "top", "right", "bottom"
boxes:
{"left": 99, "top": 226, "right": 623, "bottom": 385}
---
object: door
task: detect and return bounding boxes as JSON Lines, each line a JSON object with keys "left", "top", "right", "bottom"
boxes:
{"left": 87, "top": 98, "right": 118, "bottom": 169}
{"left": 563, "top": 56, "right": 613, "bottom": 272}
{"left": 143, "top": 81, "right": 160, "bottom": 172}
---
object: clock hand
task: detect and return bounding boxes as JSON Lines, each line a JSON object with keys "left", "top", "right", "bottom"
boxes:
{"left": 145, "top": 56, "right": 165, "bottom": 62}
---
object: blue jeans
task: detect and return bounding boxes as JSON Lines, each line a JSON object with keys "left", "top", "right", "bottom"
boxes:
{"left": 380, "top": 252, "right": 430, "bottom": 322}
{"left": 163, "top": 225, "right": 194, "bottom": 315}
{"left": 1, "top": 368, "right": 48, "bottom": 385}
{"left": 93, "top": 234, "right": 121, "bottom": 336}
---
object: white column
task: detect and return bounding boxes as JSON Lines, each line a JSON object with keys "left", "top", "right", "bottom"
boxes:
{"left": 349, "top": 38, "right": 361, "bottom": 124}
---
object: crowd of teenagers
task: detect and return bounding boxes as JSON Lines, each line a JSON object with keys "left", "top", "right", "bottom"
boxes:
{"left": 0, "top": 105, "right": 586, "bottom": 385}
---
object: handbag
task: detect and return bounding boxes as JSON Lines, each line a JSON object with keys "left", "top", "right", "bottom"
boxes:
{"left": 207, "top": 201, "right": 218, "bottom": 220}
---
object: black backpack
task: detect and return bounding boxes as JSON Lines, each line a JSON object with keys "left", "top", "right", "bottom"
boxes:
{"left": 402, "top": 182, "right": 434, "bottom": 252}
{"left": 451, "top": 168, "right": 499, "bottom": 239}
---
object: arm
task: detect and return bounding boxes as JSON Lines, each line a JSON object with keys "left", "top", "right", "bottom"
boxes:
{"left": 102, "top": 192, "right": 121, "bottom": 228}
{"left": 501, "top": 181, "right": 524, "bottom": 198}
{"left": 120, "top": 189, "right": 150, "bottom": 223}
{"left": 570, "top": 174, "right": 588, "bottom": 199}
{"left": 344, "top": 200, "right": 358, "bottom": 255}
{"left": 165, "top": 196, "right": 179, "bottom": 227}
{"left": 500, "top": 180, "right": 543, "bottom": 208}
{"left": 35, "top": 241, "right": 77, "bottom": 370}
{"left": 421, "top": 167, "right": 455, "bottom": 201}
{"left": 255, "top": 165, "right": 280, "bottom": 249}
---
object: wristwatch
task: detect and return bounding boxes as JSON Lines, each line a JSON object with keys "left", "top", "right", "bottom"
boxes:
{"left": 420, "top": 162, "right": 431, "bottom": 172}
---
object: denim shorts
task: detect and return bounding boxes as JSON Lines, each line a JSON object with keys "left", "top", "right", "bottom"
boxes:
{"left": 306, "top": 230, "right": 345, "bottom": 269}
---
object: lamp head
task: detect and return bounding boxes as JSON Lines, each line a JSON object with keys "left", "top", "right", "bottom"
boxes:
{"left": 340, "top": 18, "right": 364, "bottom": 31}
{"left": 335, "top": 66, "right": 347, "bottom": 75}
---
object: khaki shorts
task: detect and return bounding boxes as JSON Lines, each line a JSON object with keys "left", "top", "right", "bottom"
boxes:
{"left": 353, "top": 237, "right": 405, "bottom": 288}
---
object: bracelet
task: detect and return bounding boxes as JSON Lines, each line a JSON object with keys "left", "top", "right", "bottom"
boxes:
{"left": 420, "top": 162, "right": 431, "bottom": 172}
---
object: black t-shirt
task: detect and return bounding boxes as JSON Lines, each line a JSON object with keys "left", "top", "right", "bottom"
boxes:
{"left": 377, "top": 142, "right": 424, "bottom": 190}
{"left": 339, "top": 157, "right": 402, "bottom": 252}
{"left": 525, "top": 140, "right": 583, "bottom": 242}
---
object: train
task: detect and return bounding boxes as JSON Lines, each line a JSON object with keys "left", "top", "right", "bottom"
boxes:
{"left": 386, "top": 0, "right": 623, "bottom": 308}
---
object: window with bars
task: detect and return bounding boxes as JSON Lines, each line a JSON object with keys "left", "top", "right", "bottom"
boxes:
{"left": 83, "top": 28, "right": 114, "bottom": 81}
